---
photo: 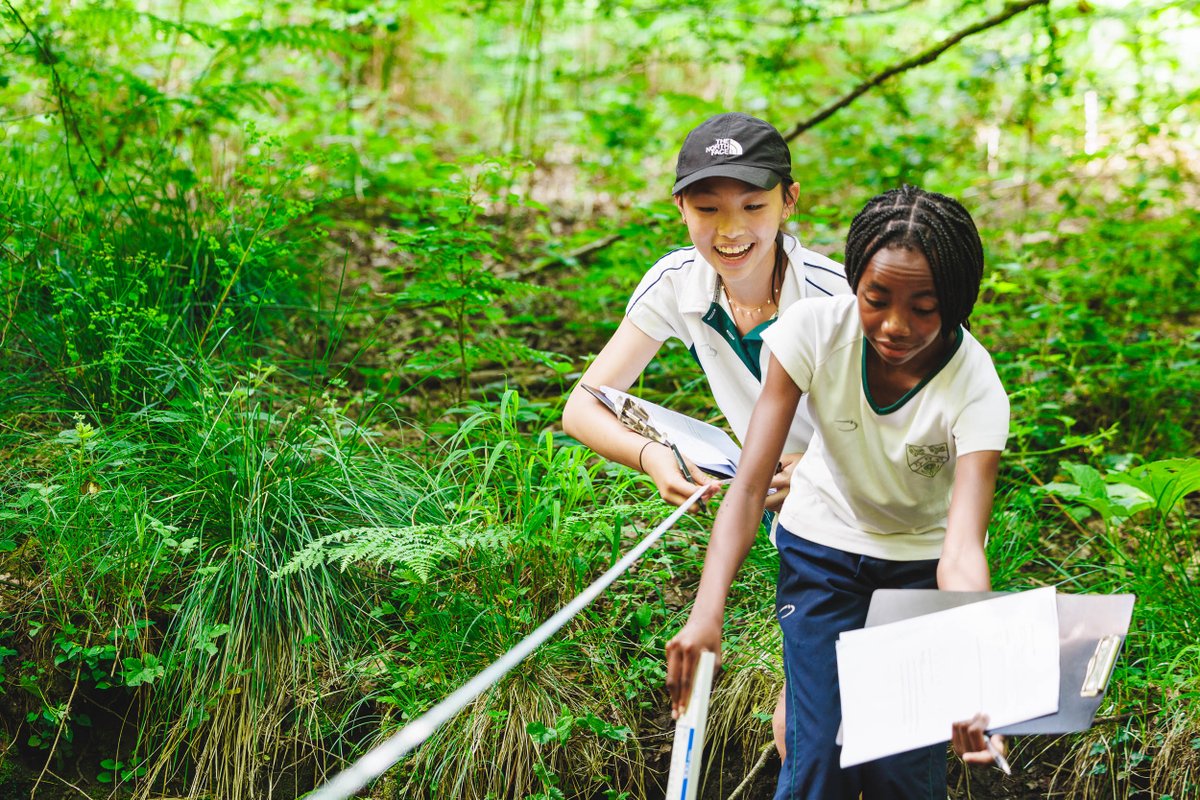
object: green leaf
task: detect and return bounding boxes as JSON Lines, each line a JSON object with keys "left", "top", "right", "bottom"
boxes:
{"left": 526, "top": 720, "right": 552, "bottom": 744}
{"left": 1062, "top": 463, "right": 1107, "bottom": 500}
{"left": 1109, "top": 458, "right": 1200, "bottom": 517}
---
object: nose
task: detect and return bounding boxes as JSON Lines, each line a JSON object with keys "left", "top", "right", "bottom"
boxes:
{"left": 716, "top": 210, "right": 745, "bottom": 238}
{"left": 882, "top": 309, "right": 910, "bottom": 339}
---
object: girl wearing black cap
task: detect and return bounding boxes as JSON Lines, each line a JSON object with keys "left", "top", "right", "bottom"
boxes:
{"left": 563, "top": 112, "right": 850, "bottom": 511}
{"left": 563, "top": 112, "right": 850, "bottom": 758}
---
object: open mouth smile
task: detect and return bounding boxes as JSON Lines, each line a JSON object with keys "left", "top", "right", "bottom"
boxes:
{"left": 714, "top": 243, "right": 753, "bottom": 260}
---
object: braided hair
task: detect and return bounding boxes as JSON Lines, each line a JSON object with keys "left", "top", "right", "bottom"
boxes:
{"left": 843, "top": 185, "right": 984, "bottom": 338}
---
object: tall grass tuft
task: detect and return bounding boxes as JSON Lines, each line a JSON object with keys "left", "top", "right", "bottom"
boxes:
{"left": 280, "top": 390, "right": 713, "bottom": 798}
{"left": 1, "top": 356, "right": 455, "bottom": 798}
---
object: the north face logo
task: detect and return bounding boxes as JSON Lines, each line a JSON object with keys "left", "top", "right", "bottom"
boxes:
{"left": 706, "top": 138, "right": 743, "bottom": 157}
{"left": 906, "top": 443, "right": 949, "bottom": 478}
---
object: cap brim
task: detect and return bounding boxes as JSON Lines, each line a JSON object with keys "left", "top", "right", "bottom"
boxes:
{"left": 673, "top": 164, "right": 782, "bottom": 194}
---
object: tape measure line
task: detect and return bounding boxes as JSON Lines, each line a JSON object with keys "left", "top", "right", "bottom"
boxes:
{"left": 307, "top": 484, "right": 709, "bottom": 800}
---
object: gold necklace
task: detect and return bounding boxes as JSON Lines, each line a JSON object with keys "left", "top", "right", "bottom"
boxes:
{"left": 724, "top": 285, "right": 777, "bottom": 317}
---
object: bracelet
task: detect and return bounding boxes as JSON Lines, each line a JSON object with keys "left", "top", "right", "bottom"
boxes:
{"left": 637, "top": 440, "right": 663, "bottom": 472}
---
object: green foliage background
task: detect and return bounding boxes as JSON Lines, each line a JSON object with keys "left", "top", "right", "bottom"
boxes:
{"left": 0, "top": 0, "right": 1197, "bottom": 798}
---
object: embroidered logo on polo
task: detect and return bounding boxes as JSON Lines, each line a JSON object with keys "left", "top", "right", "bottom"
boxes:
{"left": 706, "top": 138, "right": 743, "bottom": 157}
{"left": 834, "top": 419, "right": 858, "bottom": 432}
{"left": 777, "top": 603, "right": 796, "bottom": 620}
{"left": 907, "top": 443, "right": 949, "bottom": 477}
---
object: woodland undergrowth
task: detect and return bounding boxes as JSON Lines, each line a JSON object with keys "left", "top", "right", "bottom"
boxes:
{"left": 1, "top": 2, "right": 1199, "bottom": 799}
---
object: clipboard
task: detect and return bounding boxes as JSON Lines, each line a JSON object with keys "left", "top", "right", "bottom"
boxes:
{"left": 863, "top": 589, "right": 1135, "bottom": 735}
{"left": 579, "top": 383, "right": 740, "bottom": 478}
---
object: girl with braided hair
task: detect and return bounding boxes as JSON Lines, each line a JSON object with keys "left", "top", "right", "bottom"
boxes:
{"left": 666, "top": 185, "right": 1010, "bottom": 799}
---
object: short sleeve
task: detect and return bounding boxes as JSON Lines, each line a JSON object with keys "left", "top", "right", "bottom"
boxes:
{"left": 952, "top": 352, "right": 1010, "bottom": 455}
{"left": 761, "top": 301, "right": 819, "bottom": 394}
{"left": 625, "top": 270, "right": 681, "bottom": 343}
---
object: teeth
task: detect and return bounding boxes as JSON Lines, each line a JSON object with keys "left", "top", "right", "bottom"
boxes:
{"left": 716, "top": 243, "right": 751, "bottom": 256}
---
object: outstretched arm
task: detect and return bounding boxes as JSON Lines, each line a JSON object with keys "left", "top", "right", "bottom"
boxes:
{"left": 941, "top": 448, "right": 1006, "bottom": 766}
{"left": 665, "top": 356, "right": 801, "bottom": 716}
{"left": 562, "top": 318, "right": 718, "bottom": 505}
{"left": 937, "top": 449, "right": 1001, "bottom": 591}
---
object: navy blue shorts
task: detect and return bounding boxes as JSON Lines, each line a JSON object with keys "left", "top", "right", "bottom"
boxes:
{"left": 773, "top": 526, "right": 946, "bottom": 800}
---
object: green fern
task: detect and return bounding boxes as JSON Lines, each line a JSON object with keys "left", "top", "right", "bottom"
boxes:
{"left": 277, "top": 516, "right": 523, "bottom": 583}
{"left": 277, "top": 497, "right": 669, "bottom": 584}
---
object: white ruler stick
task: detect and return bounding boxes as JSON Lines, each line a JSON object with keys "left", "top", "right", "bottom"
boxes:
{"left": 664, "top": 649, "right": 716, "bottom": 800}
{"left": 307, "top": 485, "right": 708, "bottom": 800}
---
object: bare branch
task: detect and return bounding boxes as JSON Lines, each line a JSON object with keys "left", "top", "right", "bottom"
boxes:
{"left": 782, "top": 0, "right": 1050, "bottom": 141}
{"left": 540, "top": 0, "right": 1051, "bottom": 265}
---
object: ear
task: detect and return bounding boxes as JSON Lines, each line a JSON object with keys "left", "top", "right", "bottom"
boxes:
{"left": 673, "top": 193, "right": 686, "bottom": 221}
{"left": 782, "top": 182, "right": 800, "bottom": 218}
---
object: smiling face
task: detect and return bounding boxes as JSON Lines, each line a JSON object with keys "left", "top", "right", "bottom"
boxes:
{"left": 674, "top": 176, "right": 796, "bottom": 293}
{"left": 857, "top": 245, "right": 949, "bottom": 375}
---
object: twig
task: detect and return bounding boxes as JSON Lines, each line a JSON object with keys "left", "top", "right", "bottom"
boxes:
{"left": 1092, "top": 711, "right": 1150, "bottom": 725}
{"left": 1019, "top": 458, "right": 1094, "bottom": 542}
{"left": 31, "top": 633, "right": 89, "bottom": 799}
{"left": 725, "top": 742, "right": 775, "bottom": 800}
{"left": 564, "top": 232, "right": 622, "bottom": 262}
{"left": 782, "top": 0, "right": 1050, "bottom": 141}
{"left": 508, "top": 231, "right": 626, "bottom": 277}
{"left": 32, "top": 770, "right": 91, "bottom": 799}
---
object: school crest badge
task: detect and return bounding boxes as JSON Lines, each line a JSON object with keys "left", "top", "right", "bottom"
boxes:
{"left": 906, "top": 443, "right": 949, "bottom": 478}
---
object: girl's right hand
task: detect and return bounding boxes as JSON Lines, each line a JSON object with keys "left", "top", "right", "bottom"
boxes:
{"left": 665, "top": 617, "right": 722, "bottom": 719}
{"left": 642, "top": 441, "right": 721, "bottom": 507}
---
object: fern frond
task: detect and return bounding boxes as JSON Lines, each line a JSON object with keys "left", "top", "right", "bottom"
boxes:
{"left": 216, "top": 22, "right": 372, "bottom": 55}
{"left": 278, "top": 520, "right": 492, "bottom": 582}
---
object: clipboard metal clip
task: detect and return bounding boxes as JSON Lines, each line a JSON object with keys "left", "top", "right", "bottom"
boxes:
{"left": 617, "top": 397, "right": 667, "bottom": 443}
{"left": 1080, "top": 634, "right": 1122, "bottom": 698}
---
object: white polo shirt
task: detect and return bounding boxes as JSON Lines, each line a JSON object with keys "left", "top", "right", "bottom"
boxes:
{"left": 625, "top": 234, "right": 850, "bottom": 452}
{"left": 762, "top": 294, "right": 1010, "bottom": 561}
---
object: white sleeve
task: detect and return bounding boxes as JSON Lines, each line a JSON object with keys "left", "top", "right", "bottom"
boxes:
{"left": 952, "top": 352, "right": 1010, "bottom": 455}
{"left": 624, "top": 268, "right": 682, "bottom": 343}
{"left": 760, "top": 301, "right": 819, "bottom": 394}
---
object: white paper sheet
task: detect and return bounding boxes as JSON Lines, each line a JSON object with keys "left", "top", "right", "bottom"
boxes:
{"left": 599, "top": 385, "right": 741, "bottom": 477}
{"left": 836, "top": 586, "right": 1060, "bottom": 767}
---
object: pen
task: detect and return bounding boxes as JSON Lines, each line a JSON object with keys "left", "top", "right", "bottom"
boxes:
{"left": 985, "top": 736, "right": 1012, "bottom": 776}
{"left": 669, "top": 442, "right": 694, "bottom": 484}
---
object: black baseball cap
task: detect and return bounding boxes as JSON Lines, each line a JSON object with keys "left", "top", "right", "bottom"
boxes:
{"left": 672, "top": 112, "right": 792, "bottom": 194}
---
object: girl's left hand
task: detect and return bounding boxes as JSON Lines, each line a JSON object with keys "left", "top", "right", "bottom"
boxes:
{"left": 952, "top": 712, "right": 1005, "bottom": 766}
{"left": 764, "top": 452, "right": 801, "bottom": 511}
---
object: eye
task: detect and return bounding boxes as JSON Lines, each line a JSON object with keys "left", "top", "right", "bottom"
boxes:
{"left": 745, "top": 203, "right": 766, "bottom": 211}
{"left": 865, "top": 297, "right": 886, "bottom": 309}
{"left": 694, "top": 205, "right": 718, "bottom": 213}
{"left": 914, "top": 307, "right": 939, "bottom": 316}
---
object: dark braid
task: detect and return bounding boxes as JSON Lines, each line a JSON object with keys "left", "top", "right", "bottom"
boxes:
{"left": 843, "top": 185, "right": 984, "bottom": 338}
{"left": 771, "top": 181, "right": 795, "bottom": 302}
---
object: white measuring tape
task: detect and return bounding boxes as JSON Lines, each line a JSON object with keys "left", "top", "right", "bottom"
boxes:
{"left": 307, "top": 485, "right": 709, "bottom": 800}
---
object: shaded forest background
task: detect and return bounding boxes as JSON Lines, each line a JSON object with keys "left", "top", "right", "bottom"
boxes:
{"left": 1, "top": 0, "right": 1198, "bottom": 798}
